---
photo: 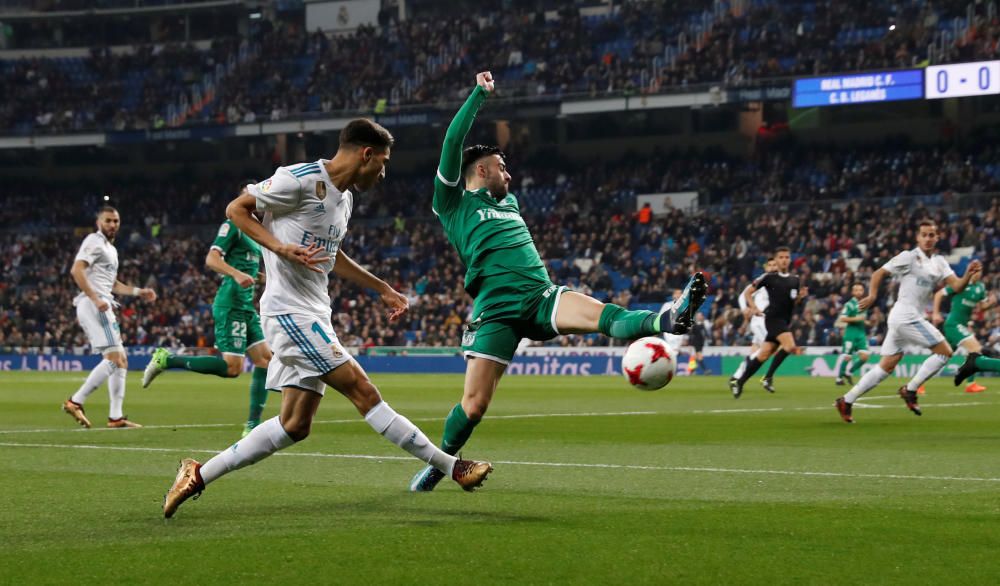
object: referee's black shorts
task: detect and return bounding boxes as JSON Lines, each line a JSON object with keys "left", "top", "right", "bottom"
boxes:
{"left": 764, "top": 318, "right": 791, "bottom": 343}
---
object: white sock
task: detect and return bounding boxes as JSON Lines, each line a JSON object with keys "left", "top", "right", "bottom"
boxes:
{"left": 365, "top": 401, "right": 457, "bottom": 476}
{"left": 843, "top": 365, "right": 890, "bottom": 404}
{"left": 71, "top": 359, "right": 115, "bottom": 404}
{"left": 107, "top": 367, "right": 126, "bottom": 420}
{"left": 200, "top": 416, "right": 294, "bottom": 485}
{"left": 907, "top": 354, "right": 949, "bottom": 391}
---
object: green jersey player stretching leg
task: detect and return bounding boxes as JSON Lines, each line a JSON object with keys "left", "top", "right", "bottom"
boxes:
{"left": 835, "top": 283, "right": 871, "bottom": 386}
{"left": 410, "top": 72, "right": 707, "bottom": 491}
{"left": 142, "top": 214, "right": 273, "bottom": 437}
{"left": 933, "top": 269, "right": 1000, "bottom": 391}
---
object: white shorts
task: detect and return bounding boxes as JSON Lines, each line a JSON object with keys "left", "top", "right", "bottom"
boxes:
{"left": 75, "top": 297, "right": 123, "bottom": 353}
{"left": 750, "top": 317, "right": 767, "bottom": 345}
{"left": 881, "top": 319, "right": 946, "bottom": 356}
{"left": 262, "top": 313, "right": 351, "bottom": 395}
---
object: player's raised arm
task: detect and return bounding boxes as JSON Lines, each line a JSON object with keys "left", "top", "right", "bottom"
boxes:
{"left": 433, "top": 72, "right": 493, "bottom": 215}
{"left": 859, "top": 267, "right": 888, "bottom": 310}
{"left": 332, "top": 250, "right": 409, "bottom": 321}
{"left": 206, "top": 221, "right": 254, "bottom": 287}
{"left": 227, "top": 180, "right": 329, "bottom": 273}
{"left": 943, "top": 259, "right": 982, "bottom": 294}
{"left": 112, "top": 280, "right": 156, "bottom": 301}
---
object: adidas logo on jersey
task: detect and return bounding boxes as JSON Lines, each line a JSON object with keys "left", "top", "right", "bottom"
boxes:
{"left": 314, "top": 203, "right": 326, "bottom": 212}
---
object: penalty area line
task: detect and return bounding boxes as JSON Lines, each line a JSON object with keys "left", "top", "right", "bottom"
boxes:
{"left": 1, "top": 440, "right": 999, "bottom": 483}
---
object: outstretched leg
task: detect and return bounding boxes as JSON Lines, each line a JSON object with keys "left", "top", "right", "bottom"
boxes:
{"left": 411, "top": 356, "right": 505, "bottom": 492}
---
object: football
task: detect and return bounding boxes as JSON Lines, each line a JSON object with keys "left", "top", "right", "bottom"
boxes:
{"left": 621, "top": 336, "right": 677, "bottom": 390}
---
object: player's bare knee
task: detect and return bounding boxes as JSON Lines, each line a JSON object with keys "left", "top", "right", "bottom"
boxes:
{"left": 462, "top": 397, "right": 489, "bottom": 421}
{"left": 252, "top": 356, "right": 271, "bottom": 369}
{"left": 282, "top": 418, "right": 310, "bottom": 441}
{"left": 226, "top": 363, "right": 242, "bottom": 377}
{"left": 341, "top": 378, "right": 382, "bottom": 414}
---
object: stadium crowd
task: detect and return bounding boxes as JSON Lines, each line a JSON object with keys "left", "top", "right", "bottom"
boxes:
{"left": 3, "top": 0, "right": 999, "bottom": 133}
{"left": 3, "top": 144, "right": 1000, "bottom": 354}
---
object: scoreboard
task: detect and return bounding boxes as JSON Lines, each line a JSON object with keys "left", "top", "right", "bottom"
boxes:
{"left": 925, "top": 61, "right": 1000, "bottom": 99}
{"left": 792, "top": 60, "right": 1000, "bottom": 107}
{"left": 793, "top": 70, "right": 924, "bottom": 108}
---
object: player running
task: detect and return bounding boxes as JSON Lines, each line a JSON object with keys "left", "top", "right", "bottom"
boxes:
{"left": 162, "top": 120, "right": 493, "bottom": 518}
{"left": 731, "top": 257, "right": 776, "bottom": 384}
{"left": 729, "top": 248, "right": 805, "bottom": 398}
{"left": 408, "top": 72, "right": 707, "bottom": 492}
{"left": 835, "top": 283, "right": 871, "bottom": 386}
{"left": 142, "top": 205, "right": 274, "bottom": 437}
{"left": 62, "top": 206, "right": 156, "bottom": 429}
{"left": 835, "top": 220, "right": 982, "bottom": 423}
{"left": 934, "top": 269, "right": 1000, "bottom": 392}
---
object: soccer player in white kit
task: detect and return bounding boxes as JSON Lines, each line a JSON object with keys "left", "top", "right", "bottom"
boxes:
{"left": 731, "top": 257, "right": 776, "bottom": 381}
{"left": 163, "top": 120, "right": 493, "bottom": 517}
{"left": 835, "top": 220, "right": 982, "bottom": 423}
{"left": 62, "top": 206, "right": 156, "bottom": 429}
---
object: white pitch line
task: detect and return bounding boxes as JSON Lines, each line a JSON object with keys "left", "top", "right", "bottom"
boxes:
{"left": 0, "top": 403, "right": 993, "bottom": 435}
{"left": 0, "top": 411, "right": 660, "bottom": 435}
{"left": 1, "top": 440, "right": 999, "bottom": 484}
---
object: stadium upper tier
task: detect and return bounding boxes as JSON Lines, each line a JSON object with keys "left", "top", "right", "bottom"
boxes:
{"left": 1, "top": 0, "right": 995, "bottom": 134}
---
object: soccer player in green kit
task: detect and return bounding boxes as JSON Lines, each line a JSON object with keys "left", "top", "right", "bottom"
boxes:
{"left": 835, "top": 283, "right": 871, "bottom": 386}
{"left": 409, "top": 72, "right": 708, "bottom": 491}
{"left": 142, "top": 213, "right": 273, "bottom": 437}
{"left": 933, "top": 269, "right": 1000, "bottom": 392}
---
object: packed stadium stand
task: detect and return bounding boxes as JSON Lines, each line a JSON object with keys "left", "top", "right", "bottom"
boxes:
{"left": 3, "top": 0, "right": 1000, "bottom": 133}
{"left": 2, "top": 0, "right": 1000, "bottom": 357}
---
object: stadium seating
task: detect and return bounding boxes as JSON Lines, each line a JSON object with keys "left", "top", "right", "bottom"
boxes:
{"left": 2, "top": 0, "right": 998, "bottom": 133}
{"left": 2, "top": 142, "right": 998, "bottom": 353}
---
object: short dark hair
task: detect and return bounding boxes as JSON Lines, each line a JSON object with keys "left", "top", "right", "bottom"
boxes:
{"left": 774, "top": 246, "right": 790, "bottom": 254}
{"left": 462, "top": 145, "right": 505, "bottom": 178}
{"left": 339, "top": 119, "right": 394, "bottom": 150}
{"left": 97, "top": 205, "right": 118, "bottom": 217}
{"left": 918, "top": 219, "right": 936, "bottom": 229}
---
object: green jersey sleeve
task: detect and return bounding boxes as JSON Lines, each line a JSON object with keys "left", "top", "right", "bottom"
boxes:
{"left": 211, "top": 220, "right": 239, "bottom": 255}
{"left": 433, "top": 85, "right": 488, "bottom": 216}
{"left": 942, "top": 286, "right": 955, "bottom": 297}
{"left": 840, "top": 299, "right": 858, "bottom": 318}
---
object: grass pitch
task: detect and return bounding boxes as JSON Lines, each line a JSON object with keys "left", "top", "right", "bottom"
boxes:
{"left": 2, "top": 371, "right": 999, "bottom": 584}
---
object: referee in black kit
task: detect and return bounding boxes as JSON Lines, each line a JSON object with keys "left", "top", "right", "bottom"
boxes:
{"left": 729, "top": 247, "right": 807, "bottom": 398}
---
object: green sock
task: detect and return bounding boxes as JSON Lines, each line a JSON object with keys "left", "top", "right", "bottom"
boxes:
{"left": 166, "top": 355, "right": 230, "bottom": 377}
{"left": 848, "top": 355, "right": 864, "bottom": 375}
{"left": 598, "top": 304, "right": 659, "bottom": 339}
{"left": 974, "top": 355, "right": 1000, "bottom": 373}
{"left": 838, "top": 356, "right": 850, "bottom": 377}
{"left": 247, "top": 366, "right": 269, "bottom": 424}
{"left": 440, "top": 403, "right": 480, "bottom": 455}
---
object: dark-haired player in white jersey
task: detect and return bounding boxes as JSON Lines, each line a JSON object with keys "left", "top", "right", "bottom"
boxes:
{"left": 162, "top": 119, "right": 493, "bottom": 518}
{"left": 62, "top": 206, "right": 156, "bottom": 429}
{"left": 835, "top": 220, "right": 982, "bottom": 423}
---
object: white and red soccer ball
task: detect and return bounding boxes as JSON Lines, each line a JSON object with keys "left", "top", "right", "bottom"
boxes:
{"left": 622, "top": 337, "right": 677, "bottom": 390}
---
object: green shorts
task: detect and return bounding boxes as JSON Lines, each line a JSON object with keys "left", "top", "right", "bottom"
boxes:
{"left": 461, "top": 284, "right": 567, "bottom": 365}
{"left": 841, "top": 333, "right": 869, "bottom": 355}
{"left": 214, "top": 305, "right": 265, "bottom": 355}
{"left": 943, "top": 322, "right": 974, "bottom": 348}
